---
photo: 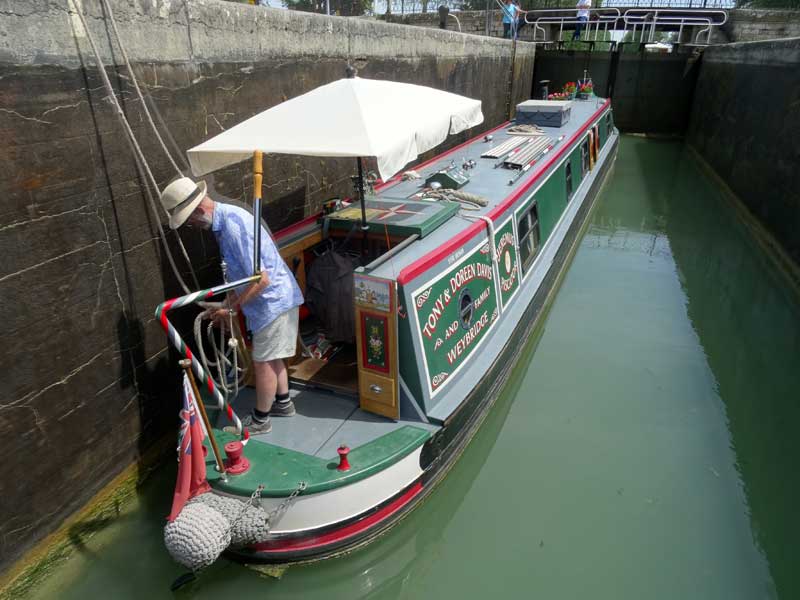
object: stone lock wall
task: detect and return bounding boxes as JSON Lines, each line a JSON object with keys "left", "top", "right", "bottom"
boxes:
{"left": 687, "top": 38, "right": 800, "bottom": 267}
{"left": 0, "top": 0, "right": 535, "bottom": 573}
{"left": 723, "top": 10, "right": 800, "bottom": 43}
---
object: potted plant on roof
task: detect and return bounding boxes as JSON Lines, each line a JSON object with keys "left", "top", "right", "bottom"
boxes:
{"left": 577, "top": 81, "right": 593, "bottom": 100}
{"left": 562, "top": 81, "right": 577, "bottom": 99}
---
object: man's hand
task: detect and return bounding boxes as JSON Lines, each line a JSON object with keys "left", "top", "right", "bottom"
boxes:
{"left": 210, "top": 308, "right": 232, "bottom": 329}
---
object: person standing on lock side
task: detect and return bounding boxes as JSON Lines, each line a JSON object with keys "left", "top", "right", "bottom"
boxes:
{"left": 573, "top": 0, "right": 591, "bottom": 41}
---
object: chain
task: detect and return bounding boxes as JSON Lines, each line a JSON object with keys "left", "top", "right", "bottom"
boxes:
{"left": 222, "top": 481, "right": 306, "bottom": 537}
{"left": 266, "top": 482, "right": 307, "bottom": 527}
{"left": 223, "top": 484, "right": 265, "bottom": 535}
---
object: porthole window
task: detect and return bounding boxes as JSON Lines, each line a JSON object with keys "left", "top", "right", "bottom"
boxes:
{"left": 459, "top": 290, "right": 473, "bottom": 329}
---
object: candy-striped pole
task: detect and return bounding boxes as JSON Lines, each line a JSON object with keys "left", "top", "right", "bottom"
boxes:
{"left": 155, "top": 274, "right": 260, "bottom": 443}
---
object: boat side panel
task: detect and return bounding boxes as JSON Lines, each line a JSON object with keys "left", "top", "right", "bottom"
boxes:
{"left": 422, "top": 132, "right": 619, "bottom": 465}
{"left": 397, "top": 115, "right": 602, "bottom": 414}
{"left": 418, "top": 112, "right": 614, "bottom": 422}
{"left": 408, "top": 237, "right": 500, "bottom": 405}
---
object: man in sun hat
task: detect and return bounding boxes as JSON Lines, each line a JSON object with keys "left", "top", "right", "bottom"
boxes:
{"left": 160, "top": 177, "right": 304, "bottom": 434}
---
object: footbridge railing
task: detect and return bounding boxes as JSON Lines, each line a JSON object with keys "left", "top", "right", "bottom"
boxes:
{"left": 526, "top": 8, "right": 622, "bottom": 44}
{"left": 621, "top": 8, "right": 727, "bottom": 44}
{"left": 524, "top": 6, "right": 728, "bottom": 45}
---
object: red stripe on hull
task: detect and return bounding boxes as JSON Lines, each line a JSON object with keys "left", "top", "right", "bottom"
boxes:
{"left": 397, "top": 101, "right": 610, "bottom": 285}
{"left": 250, "top": 481, "right": 423, "bottom": 554}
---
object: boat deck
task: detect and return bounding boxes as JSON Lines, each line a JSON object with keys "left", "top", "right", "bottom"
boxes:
{"left": 219, "top": 386, "right": 438, "bottom": 458}
{"left": 207, "top": 387, "right": 438, "bottom": 496}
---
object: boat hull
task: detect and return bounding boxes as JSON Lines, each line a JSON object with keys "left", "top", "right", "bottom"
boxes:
{"left": 226, "top": 132, "right": 619, "bottom": 565}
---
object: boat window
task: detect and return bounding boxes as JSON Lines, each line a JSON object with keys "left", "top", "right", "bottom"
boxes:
{"left": 605, "top": 113, "right": 612, "bottom": 139}
{"left": 580, "top": 141, "right": 589, "bottom": 177}
{"left": 517, "top": 202, "right": 541, "bottom": 274}
{"left": 565, "top": 162, "right": 573, "bottom": 199}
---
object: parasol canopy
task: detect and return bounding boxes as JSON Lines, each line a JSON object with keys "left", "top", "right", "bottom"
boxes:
{"left": 186, "top": 77, "right": 484, "bottom": 181}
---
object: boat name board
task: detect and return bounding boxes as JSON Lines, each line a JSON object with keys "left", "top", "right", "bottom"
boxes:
{"left": 494, "top": 217, "right": 520, "bottom": 307}
{"left": 412, "top": 243, "right": 499, "bottom": 396}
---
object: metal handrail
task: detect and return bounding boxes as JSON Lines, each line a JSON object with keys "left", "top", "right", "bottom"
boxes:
{"left": 525, "top": 8, "right": 622, "bottom": 42}
{"left": 522, "top": 6, "right": 727, "bottom": 45}
{"left": 621, "top": 8, "right": 727, "bottom": 43}
{"left": 155, "top": 274, "right": 261, "bottom": 442}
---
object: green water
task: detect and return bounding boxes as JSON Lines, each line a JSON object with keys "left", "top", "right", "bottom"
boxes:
{"left": 29, "top": 137, "right": 800, "bottom": 599}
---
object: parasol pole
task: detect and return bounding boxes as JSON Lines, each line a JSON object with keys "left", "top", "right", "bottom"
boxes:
{"left": 343, "top": 64, "right": 369, "bottom": 253}
{"left": 252, "top": 151, "right": 263, "bottom": 277}
{"left": 357, "top": 156, "right": 368, "bottom": 247}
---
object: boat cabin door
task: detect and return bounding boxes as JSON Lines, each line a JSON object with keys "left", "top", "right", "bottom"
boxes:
{"left": 354, "top": 273, "right": 399, "bottom": 420}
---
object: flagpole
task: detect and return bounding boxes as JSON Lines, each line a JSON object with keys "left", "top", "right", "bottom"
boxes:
{"left": 180, "top": 359, "right": 227, "bottom": 481}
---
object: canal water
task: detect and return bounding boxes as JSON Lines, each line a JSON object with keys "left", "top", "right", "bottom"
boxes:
{"left": 29, "top": 137, "right": 800, "bottom": 599}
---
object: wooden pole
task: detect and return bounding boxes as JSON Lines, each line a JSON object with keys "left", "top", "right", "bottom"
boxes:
{"left": 180, "top": 359, "right": 227, "bottom": 479}
{"left": 253, "top": 150, "right": 263, "bottom": 199}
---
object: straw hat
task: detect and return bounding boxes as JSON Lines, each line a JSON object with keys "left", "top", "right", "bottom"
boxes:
{"left": 160, "top": 177, "right": 208, "bottom": 229}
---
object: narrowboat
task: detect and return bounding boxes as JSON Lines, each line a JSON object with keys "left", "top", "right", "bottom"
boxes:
{"left": 157, "top": 77, "right": 618, "bottom": 568}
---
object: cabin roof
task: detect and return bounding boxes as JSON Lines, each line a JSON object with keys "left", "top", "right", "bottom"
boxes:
{"left": 367, "top": 99, "right": 610, "bottom": 282}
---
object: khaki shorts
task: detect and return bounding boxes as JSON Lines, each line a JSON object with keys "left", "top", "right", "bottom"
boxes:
{"left": 251, "top": 307, "right": 298, "bottom": 363}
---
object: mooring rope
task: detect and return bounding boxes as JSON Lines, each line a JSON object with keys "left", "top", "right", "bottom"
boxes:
{"left": 69, "top": 0, "right": 200, "bottom": 293}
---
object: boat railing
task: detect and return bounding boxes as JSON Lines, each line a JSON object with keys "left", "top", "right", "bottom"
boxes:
{"left": 155, "top": 274, "right": 261, "bottom": 447}
{"left": 523, "top": 7, "right": 728, "bottom": 45}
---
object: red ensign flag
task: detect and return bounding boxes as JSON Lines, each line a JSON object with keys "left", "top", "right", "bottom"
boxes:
{"left": 168, "top": 373, "right": 211, "bottom": 521}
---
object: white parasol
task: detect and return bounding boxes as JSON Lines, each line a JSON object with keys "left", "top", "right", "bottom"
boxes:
{"left": 186, "top": 76, "right": 484, "bottom": 182}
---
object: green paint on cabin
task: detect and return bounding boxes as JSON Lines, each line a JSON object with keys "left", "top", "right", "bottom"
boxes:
{"left": 205, "top": 425, "right": 431, "bottom": 497}
{"left": 534, "top": 164, "right": 568, "bottom": 243}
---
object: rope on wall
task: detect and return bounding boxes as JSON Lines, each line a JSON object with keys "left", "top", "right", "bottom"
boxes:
{"left": 69, "top": 0, "right": 200, "bottom": 293}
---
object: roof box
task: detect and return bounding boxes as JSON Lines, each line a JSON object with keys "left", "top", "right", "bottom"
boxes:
{"left": 515, "top": 100, "right": 572, "bottom": 128}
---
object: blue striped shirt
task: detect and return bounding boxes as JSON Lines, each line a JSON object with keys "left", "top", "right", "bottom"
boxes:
{"left": 211, "top": 202, "right": 303, "bottom": 334}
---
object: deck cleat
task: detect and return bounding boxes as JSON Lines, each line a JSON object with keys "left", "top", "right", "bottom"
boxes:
{"left": 224, "top": 441, "right": 250, "bottom": 475}
{"left": 337, "top": 445, "right": 351, "bottom": 472}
